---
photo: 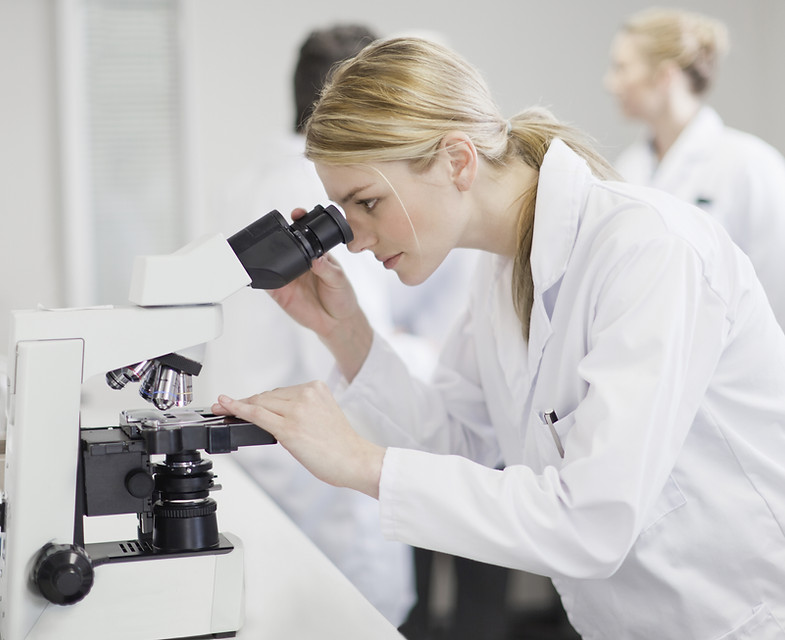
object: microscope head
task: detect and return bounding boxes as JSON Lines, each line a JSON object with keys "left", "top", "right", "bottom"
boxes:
{"left": 108, "top": 204, "right": 353, "bottom": 410}
{"left": 128, "top": 203, "right": 352, "bottom": 307}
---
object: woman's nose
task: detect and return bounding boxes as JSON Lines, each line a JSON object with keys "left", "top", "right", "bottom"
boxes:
{"left": 345, "top": 220, "right": 374, "bottom": 254}
{"left": 346, "top": 234, "right": 368, "bottom": 254}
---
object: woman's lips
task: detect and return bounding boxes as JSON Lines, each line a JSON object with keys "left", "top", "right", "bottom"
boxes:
{"left": 382, "top": 253, "right": 402, "bottom": 270}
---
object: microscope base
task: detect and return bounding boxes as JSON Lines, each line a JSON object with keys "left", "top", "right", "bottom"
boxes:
{"left": 20, "top": 533, "right": 245, "bottom": 640}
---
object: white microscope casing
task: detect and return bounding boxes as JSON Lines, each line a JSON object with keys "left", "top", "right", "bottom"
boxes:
{"left": 1, "top": 232, "right": 253, "bottom": 640}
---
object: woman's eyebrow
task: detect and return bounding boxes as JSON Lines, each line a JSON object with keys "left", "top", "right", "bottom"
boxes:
{"left": 339, "top": 183, "right": 375, "bottom": 205}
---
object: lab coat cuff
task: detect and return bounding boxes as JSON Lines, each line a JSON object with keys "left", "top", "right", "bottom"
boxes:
{"left": 378, "top": 447, "right": 405, "bottom": 542}
{"left": 328, "top": 330, "right": 387, "bottom": 398}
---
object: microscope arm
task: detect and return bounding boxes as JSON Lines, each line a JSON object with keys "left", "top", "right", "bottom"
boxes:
{"left": 129, "top": 204, "right": 352, "bottom": 307}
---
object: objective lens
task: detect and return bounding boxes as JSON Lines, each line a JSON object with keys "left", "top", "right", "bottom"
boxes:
{"left": 125, "top": 360, "right": 155, "bottom": 382}
{"left": 105, "top": 368, "right": 130, "bottom": 390}
{"left": 106, "top": 360, "right": 155, "bottom": 390}
{"left": 139, "top": 363, "right": 160, "bottom": 403}
{"left": 151, "top": 366, "right": 179, "bottom": 411}
{"left": 174, "top": 373, "right": 193, "bottom": 407}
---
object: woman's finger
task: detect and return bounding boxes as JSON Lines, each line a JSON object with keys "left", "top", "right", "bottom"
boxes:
{"left": 310, "top": 254, "right": 346, "bottom": 285}
{"left": 216, "top": 394, "right": 286, "bottom": 437}
{"left": 211, "top": 383, "right": 309, "bottom": 417}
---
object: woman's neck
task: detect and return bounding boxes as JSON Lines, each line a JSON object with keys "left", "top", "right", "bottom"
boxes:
{"left": 650, "top": 93, "right": 702, "bottom": 160}
{"left": 461, "top": 160, "right": 539, "bottom": 257}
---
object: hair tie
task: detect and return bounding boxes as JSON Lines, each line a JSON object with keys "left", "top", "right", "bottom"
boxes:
{"left": 505, "top": 119, "right": 513, "bottom": 136}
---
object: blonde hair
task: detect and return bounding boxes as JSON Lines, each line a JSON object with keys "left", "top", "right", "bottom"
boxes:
{"left": 623, "top": 7, "right": 729, "bottom": 95}
{"left": 305, "top": 37, "right": 617, "bottom": 338}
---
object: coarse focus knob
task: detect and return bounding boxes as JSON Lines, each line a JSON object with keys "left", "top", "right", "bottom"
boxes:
{"left": 125, "top": 468, "right": 155, "bottom": 499}
{"left": 33, "top": 543, "right": 94, "bottom": 605}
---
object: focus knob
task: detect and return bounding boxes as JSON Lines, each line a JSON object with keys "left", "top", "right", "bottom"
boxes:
{"left": 125, "top": 468, "right": 155, "bottom": 499}
{"left": 33, "top": 543, "right": 94, "bottom": 605}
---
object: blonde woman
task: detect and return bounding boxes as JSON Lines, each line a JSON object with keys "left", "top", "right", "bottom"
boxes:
{"left": 215, "top": 38, "right": 785, "bottom": 639}
{"left": 605, "top": 7, "right": 785, "bottom": 329}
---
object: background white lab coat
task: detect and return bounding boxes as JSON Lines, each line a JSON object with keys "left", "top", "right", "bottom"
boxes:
{"left": 614, "top": 106, "right": 785, "bottom": 330}
{"left": 332, "top": 141, "right": 785, "bottom": 639}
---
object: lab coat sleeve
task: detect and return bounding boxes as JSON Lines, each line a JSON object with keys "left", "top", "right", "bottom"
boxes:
{"left": 332, "top": 306, "right": 502, "bottom": 469}
{"left": 378, "top": 235, "right": 730, "bottom": 579}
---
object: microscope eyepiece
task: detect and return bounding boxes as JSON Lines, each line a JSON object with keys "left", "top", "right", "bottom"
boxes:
{"left": 227, "top": 204, "right": 353, "bottom": 289}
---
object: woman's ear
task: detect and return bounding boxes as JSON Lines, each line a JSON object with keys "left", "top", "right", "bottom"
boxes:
{"left": 654, "top": 59, "right": 682, "bottom": 91}
{"left": 440, "top": 131, "right": 478, "bottom": 192}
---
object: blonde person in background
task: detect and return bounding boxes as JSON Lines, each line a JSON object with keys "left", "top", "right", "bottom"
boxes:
{"left": 605, "top": 7, "right": 785, "bottom": 329}
{"left": 213, "top": 37, "right": 785, "bottom": 639}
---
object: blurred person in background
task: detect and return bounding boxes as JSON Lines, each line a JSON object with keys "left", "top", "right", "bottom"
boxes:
{"left": 605, "top": 6, "right": 785, "bottom": 329}
{"left": 198, "top": 24, "right": 476, "bottom": 628}
{"left": 199, "top": 24, "right": 414, "bottom": 625}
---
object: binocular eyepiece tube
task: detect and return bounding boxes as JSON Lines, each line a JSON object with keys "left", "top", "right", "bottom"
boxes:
{"left": 227, "top": 203, "right": 353, "bottom": 290}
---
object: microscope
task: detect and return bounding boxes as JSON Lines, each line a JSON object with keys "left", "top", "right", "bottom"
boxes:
{"left": 0, "top": 206, "right": 352, "bottom": 640}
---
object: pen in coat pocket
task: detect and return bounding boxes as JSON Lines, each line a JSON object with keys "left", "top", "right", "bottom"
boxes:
{"left": 542, "top": 409, "right": 565, "bottom": 458}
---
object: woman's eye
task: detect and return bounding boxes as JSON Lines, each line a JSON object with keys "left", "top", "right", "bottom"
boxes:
{"left": 357, "top": 198, "right": 378, "bottom": 212}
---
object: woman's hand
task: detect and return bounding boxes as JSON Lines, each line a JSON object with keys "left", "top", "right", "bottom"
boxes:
{"left": 212, "top": 381, "right": 385, "bottom": 499}
{"left": 269, "top": 252, "right": 357, "bottom": 337}
{"left": 268, "top": 208, "right": 373, "bottom": 381}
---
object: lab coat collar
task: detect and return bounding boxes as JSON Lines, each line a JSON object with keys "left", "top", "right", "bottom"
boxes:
{"left": 530, "top": 138, "right": 594, "bottom": 296}
{"left": 651, "top": 106, "right": 724, "bottom": 191}
{"left": 526, "top": 139, "right": 594, "bottom": 374}
{"left": 489, "top": 140, "right": 593, "bottom": 390}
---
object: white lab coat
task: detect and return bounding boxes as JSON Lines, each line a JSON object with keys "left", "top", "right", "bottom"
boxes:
{"left": 333, "top": 140, "right": 785, "bottom": 639}
{"left": 614, "top": 106, "right": 785, "bottom": 330}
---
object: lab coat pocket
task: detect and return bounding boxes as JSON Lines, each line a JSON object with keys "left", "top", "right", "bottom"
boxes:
{"left": 714, "top": 602, "right": 785, "bottom": 640}
{"left": 537, "top": 409, "right": 576, "bottom": 465}
{"left": 639, "top": 475, "right": 686, "bottom": 535}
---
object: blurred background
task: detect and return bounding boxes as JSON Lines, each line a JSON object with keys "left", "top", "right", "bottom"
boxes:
{"left": 1, "top": 0, "right": 783, "bottom": 341}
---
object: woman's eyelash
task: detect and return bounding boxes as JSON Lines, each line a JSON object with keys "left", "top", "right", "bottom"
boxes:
{"left": 356, "top": 198, "right": 378, "bottom": 211}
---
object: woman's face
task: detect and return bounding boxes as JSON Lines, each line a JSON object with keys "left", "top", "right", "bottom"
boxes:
{"left": 604, "top": 32, "right": 665, "bottom": 122}
{"left": 316, "top": 157, "right": 466, "bottom": 286}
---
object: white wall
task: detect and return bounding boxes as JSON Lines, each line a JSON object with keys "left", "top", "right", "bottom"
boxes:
{"left": 186, "top": 0, "right": 785, "bottom": 245}
{"left": 1, "top": 0, "right": 784, "bottom": 349}
{"left": 0, "top": 0, "right": 62, "bottom": 346}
